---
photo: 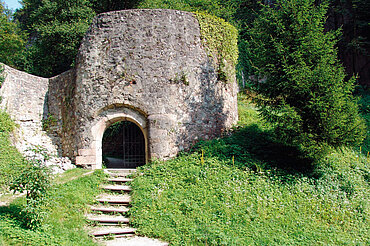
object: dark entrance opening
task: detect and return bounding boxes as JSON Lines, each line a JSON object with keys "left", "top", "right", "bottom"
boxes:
{"left": 102, "top": 121, "right": 145, "bottom": 168}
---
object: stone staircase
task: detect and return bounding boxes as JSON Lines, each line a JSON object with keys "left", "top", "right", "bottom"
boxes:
{"left": 86, "top": 169, "right": 137, "bottom": 239}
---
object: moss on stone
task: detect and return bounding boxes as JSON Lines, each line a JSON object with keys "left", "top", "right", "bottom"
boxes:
{"left": 194, "top": 12, "right": 239, "bottom": 83}
{"left": 0, "top": 64, "right": 4, "bottom": 88}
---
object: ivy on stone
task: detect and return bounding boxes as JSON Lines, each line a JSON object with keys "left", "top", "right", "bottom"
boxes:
{"left": 0, "top": 65, "right": 4, "bottom": 88}
{"left": 194, "top": 12, "right": 238, "bottom": 83}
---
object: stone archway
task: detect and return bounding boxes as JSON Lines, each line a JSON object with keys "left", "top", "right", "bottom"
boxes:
{"left": 102, "top": 120, "right": 146, "bottom": 168}
{"left": 75, "top": 107, "right": 148, "bottom": 169}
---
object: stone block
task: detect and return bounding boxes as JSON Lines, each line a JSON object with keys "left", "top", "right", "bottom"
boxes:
{"left": 76, "top": 155, "right": 96, "bottom": 165}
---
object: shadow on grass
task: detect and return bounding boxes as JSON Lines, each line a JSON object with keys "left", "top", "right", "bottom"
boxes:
{"left": 194, "top": 123, "right": 315, "bottom": 176}
{"left": 0, "top": 203, "right": 24, "bottom": 224}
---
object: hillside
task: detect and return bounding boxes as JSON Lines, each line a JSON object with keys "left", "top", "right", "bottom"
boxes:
{"left": 129, "top": 95, "right": 370, "bottom": 245}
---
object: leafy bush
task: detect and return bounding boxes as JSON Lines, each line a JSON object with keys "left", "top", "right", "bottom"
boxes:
{"left": 10, "top": 148, "right": 52, "bottom": 229}
{"left": 247, "top": 0, "right": 366, "bottom": 159}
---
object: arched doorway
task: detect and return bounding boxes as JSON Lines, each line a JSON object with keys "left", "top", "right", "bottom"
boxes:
{"left": 102, "top": 120, "right": 146, "bottom": 168}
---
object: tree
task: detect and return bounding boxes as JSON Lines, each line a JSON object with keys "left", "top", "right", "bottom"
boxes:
{"left": 15, "top": 0, "right": 96, "bottom": 77}
{"left": 15, "top": 0, "right": 143, "bottom": 77}
{"left": 247, "top": 0, "right": 365, "bottom": 158}
{"left": 0, "top": 2, "right": 27, "bottom": 68}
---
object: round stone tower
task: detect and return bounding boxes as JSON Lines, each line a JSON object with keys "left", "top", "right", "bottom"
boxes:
{"left": 48, "top": 9, "right": 238, "bottom": 169}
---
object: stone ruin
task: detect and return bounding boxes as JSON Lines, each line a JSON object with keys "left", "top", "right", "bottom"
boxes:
{"left": 0, "top": 9, "right": 238, "bottom": 170}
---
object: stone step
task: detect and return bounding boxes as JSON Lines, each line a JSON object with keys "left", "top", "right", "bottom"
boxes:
{"left": 89, "top": 227, "right": 136, "bottom": 237}
{"left": 102, "top": 184, "right": 132, "bottom": 192}
{"left": 86, "top": 214, "right": 130, "bottom": 224}
{"left": 107, "top": 177, "right": 134, "bottom": 183}
{"left": 96, "top": 194, "right": 131, "bottom": 205}
{"left": 97, "top": 198, "right": 131, "bottom": 205}
{"left": 89, "top": 205, "right": 129, "bottom": 214}
{"left": 104, "top": 169, "right": 137, "bottom": 177}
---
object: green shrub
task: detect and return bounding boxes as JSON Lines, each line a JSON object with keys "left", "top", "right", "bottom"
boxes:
{"left": 10, "top": 147, "right": 52, "bottom": 229}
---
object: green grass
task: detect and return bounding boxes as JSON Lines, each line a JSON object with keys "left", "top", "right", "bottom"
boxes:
{"left": 53, "top": 168, "right": 93, "bottom": 184}
{"left": 0, "top": 111, "right": 25, "bottom": 192}
{"left": 130, "top": 94, "right": 369, "bottom": 245}
{"left": 0, "top": 169, "right": 105, "bottom": 245}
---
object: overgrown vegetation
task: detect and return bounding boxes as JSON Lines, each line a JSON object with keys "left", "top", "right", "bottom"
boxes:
{"left": 42, "top": 113, "right": 57, "bottom": 133}
{"left": 130, "top": 95, "right": 369, "bottom": 245}
{"left": 0, "top": 169, "right": 105, "bottom": 245}
{"left": 0, "top": 98, "right": 104, "bottom": 243}
{"left": 9, "top": 147, "right": 52, "bottom": 229}
{"left": 0, "top": 110, "right": 25, "bottom": 193}
{"left": 0, "top": 64, "right": 4, "bottom": 87}
{"left": 194, "top": 12, "right": 238, "bottom": 83}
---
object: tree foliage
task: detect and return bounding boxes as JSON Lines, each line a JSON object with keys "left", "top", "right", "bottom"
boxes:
{"left": 0, "top": 2, "right": 27, "bottom": 68}
{"left": 15, "top": 0, "right": 96, "bottom": 77}
{"left": 14, "top": 0, "right": 143, "bottom": 77}
{"left": 247, "top": 0, "right": 366, "bottom": 158}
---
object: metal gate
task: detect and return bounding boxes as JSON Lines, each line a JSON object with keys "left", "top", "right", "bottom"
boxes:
{"left": 122, "top": 121, "right": 145, "bottom": 168}
{"left": 102, "top": 121, "right": 145, "bottom": 168}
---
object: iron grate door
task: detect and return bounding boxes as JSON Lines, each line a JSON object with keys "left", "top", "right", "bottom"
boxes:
{"left": 122, "top": 121, "right": 145, "bottom": 168}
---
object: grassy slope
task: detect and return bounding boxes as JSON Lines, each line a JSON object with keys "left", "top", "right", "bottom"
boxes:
{"left": 0, "top": 111, "right": 25, "bottom": 192}
{"left": 130, "top": 94, "right": 369, "bottom": 245}
{"left": 0, "top": 169, "right": 105, "bottom": 245}
{"left": 0, "top": 109, "right": 105, "bottom": 245}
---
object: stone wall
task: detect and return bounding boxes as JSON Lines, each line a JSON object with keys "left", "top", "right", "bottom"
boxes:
{"left": 48, "top": 69, "right": 77, "bottom": 161}
{"left": 0, "top": 64, "right": 73, "bottom": 172}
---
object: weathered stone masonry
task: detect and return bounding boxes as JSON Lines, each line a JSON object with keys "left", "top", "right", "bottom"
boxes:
{"left": 1, "top": 9, "right": 238, "bottom": 170}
